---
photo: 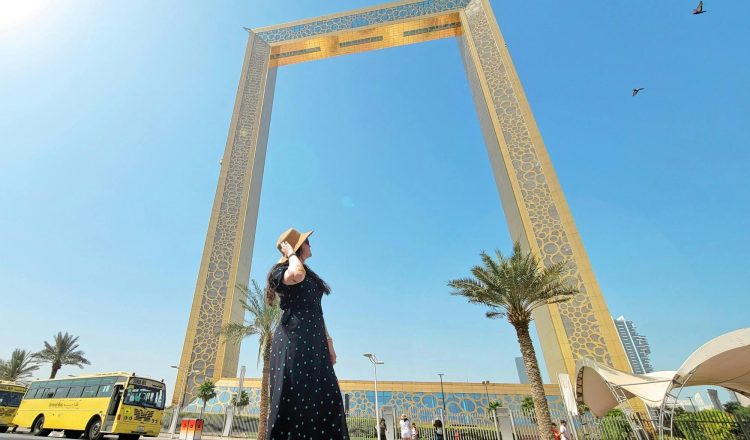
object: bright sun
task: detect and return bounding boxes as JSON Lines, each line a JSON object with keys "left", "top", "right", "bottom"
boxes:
{"left": 0, "top": 0, "right": 52, "bottom": 32}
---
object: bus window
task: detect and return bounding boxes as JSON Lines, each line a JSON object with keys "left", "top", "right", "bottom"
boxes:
{"left": 0, "top": 390, "right": 23, "bottom": 407}
{"left": 82, "top": 378, "right": 102, "bottom": 398}
{"left": 82, "top": 386, "right": 97, "bottom": 398}
{"left": 123, "top": 385, "right": 166, "bottom": 410}
{"left": 53, "top": 387, "right": 70, "bottom": 398}
{"left": 68, "top": 386, "right": 84, "bottom": 398}
{"left": 97, "top": 385, "right": 113, "bottom": 398}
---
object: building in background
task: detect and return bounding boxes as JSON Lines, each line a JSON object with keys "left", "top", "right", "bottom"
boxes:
{"left": 515, "top": 357, "right": 529, "bottom": 384}
{"left": 186, "top": 377, "right": 565, "bottom": 416}
{"left": 707, "top": 389, "right": 723, "bottom": 410}
{"left": 613, "top": 316, "right": 654, "bottom": 374}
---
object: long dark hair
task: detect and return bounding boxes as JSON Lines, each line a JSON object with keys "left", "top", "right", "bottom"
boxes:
{"left": 265, "top": 261, "right": 331, "bottom": 305}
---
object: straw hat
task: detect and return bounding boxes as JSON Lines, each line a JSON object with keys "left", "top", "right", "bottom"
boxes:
{"left": 276, "top": 228, "right": 313, "bottom": 263}
{"left": 401, "top": 414, "right": 408, "bottom": 420}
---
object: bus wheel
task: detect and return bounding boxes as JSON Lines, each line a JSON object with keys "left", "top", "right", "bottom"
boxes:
{"left": 31, "top": 416, "right": 52, "bottom": 436}
{"left": 84, "top": 417, "right": 102, "bottom": 440}
{"left": 65, "top": 430, "right": 84, "bottom": 438}
{"left": 0, "top": 426, "right": 8, "bottom": 433}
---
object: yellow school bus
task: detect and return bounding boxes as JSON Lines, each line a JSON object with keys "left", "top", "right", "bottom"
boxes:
{"left": 0, "top": 380, "right": 27, "bottom": 432}
{"left": 14, "top": 372, "right": 166, "bottom": 440}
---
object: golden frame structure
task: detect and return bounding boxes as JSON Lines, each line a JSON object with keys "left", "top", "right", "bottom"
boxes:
{"left": 176, "top": 0, "right": 631, "bottom": 402}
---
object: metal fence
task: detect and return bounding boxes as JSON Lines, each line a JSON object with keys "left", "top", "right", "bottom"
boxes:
{"left": 373, "top": 408, "right": 500, "bottom": 440}
{"left": 161, "top": 406, "right": 750, "bottom": 440}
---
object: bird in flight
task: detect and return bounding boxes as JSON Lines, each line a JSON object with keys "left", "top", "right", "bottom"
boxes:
{"left": 693, "top": 1, "right": 706, "bottom": 14}
{"left": 632, "top": 88, "right": 644, "bottom": 96}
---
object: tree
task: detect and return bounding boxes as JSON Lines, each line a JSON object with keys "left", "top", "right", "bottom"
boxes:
{"left": 197, "top": 379, "right": 217, "bottom": 418}
{"left": 220, "top": 280, "right": 281, "bottom": 440}
{"left": 448, "top": 242, "right": 577, "bottom": 440}
{"left": 521, "top": 395, "right": 535, "bottom": 412}
{"left": 0, "top": 349, "right": 39, "bottom": 382}
{"left": 489, "top": 400, "right": 504, "bottom": 411}
{"left": 231, "top": 390, "right": 250, "bottom": 409}
{"left": 33, "top": 332, "right": 90, "bottom": 378}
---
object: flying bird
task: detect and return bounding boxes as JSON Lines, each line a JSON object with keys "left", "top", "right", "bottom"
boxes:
{"left": 693, "top": 1, "right": 706, "bottom": 14}
{"left": 632, "top": 88, "right": 644, "bottom": 96}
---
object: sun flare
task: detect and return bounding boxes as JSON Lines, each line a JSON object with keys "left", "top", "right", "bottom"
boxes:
{"left": 0, "top": 0, "right": 52, "bottom": 32}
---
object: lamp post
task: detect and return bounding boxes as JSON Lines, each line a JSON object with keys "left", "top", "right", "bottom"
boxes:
{"left": 364, "top": 354, "right": 384, "bottom": 440}
{"left": 481, "top": 381, "right": 491, "bottom": 409}
{"left": 438, "top": 373, "right": 447, "bottom": 415}
{"left": 169, "top": 365, "right": 199, "bottom": 437}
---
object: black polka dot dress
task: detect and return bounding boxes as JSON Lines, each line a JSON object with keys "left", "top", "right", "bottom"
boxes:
{"left": 267, "top": 264, "right": 349, "bottom": 440}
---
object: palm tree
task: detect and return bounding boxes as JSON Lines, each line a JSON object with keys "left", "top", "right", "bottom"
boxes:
{"left": 231, "top": 390, "right": 250, "bottom": 409}
{"left": 0, "top": 349, "right": 39, "bottom": 382}
{"left": 448, "top": 241, "right": 577, "bottom": 440}
{"left": 196, "top": 380, "right": 217, "bottom": 418}
{"left": 221, "top": 280, "right": 281, "bottom": 440}
{"left": 34, "top": 332, "right": 90, "bottom": 378}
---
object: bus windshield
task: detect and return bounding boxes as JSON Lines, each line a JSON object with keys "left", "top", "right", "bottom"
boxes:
{"left": 0, "top": 390, "right": 23, "bottom": 407}
{"left": 123, "top": 385, "right": 165, "bottom": 410}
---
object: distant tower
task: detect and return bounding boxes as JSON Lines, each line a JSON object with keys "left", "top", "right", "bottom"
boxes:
{"left": 613, "top": 316, "right": 654, "bottom": 374}
{"left": 515, "top": 357, "right": 529, "bottom": 384}
{"left": 707, "top": 389, "right": 723, "bottom": 410}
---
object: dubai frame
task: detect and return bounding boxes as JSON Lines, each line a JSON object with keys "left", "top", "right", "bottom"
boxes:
{"left": 176, "top": 0, "right": 632, "bottom": 402}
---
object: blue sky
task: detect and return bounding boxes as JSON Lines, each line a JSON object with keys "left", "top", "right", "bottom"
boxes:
{"left": 1, "top": 0, "right": 748, "bottom": 404}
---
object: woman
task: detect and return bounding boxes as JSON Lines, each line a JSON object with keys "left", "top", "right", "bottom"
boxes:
{"left": 433, "top": 419, "right": 444, "bottom": 440}
{"left": 411, "top": 422, "right": 420, "bottom": 440}
{"left": 266, "top": 228, "right": 349, "bottom": 440}
{"left": 378, "top": 418, "right": 387, "bottom": 440}
{"left": 399, "top": 415, "right": 412, "bottom": 440}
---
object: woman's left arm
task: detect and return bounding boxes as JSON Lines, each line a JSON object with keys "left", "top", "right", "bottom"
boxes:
{"left": 325, "top": 325, "right": 337, "bottom": 365}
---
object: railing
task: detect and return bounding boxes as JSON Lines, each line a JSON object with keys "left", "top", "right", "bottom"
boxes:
{"left": 161, "top": 406, "right": 750, "bottom": 440}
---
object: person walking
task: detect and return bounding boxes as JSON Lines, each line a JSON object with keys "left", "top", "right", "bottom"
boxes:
{"left": 411, "top": 422, "right": 420, "bottom": 440}
{"left": 399, "top": 414, "right": 412, "bottom": 440}
{"left": 559, "top": 420, "right": 569, "bottom": 440}
{"left": 433, "top": 419, "right": 444, "bottom": 440}
{"left": 266, "top": 228, "right": 349, "bottom": 440}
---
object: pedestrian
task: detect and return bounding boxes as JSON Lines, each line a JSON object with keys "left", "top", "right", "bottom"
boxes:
{"left": 433, "top": 419, "right": 444, "bottom": 440}
{"left": 400, "top": 414, "right": 412, "bottom": 440}
{"left": 411, "top": 422, "right": 420, "bottom": 440}
{"left": 379, "top": 418, "right": 387, "bottom": 440}
{"left": 551, "top": 422, "right": 560, "bottom": 440}
{"left": 559, "top": 420, "right": 569, "bottom": 440}
{"left": 265, "top": 228, "right": 349, "bottom": 440}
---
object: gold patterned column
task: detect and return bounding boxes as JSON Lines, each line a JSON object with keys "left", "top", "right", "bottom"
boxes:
{"left": 457, "top": 0, "right": 631, "bottom": 381}
{"left": 174, "top": 31, "right": 276, "bottom": 404}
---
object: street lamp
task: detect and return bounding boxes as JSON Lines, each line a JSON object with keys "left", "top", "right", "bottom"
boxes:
{"left": 169, "top": 365, "right": 200, "bottom": 437}
{"left": 438, "top": 374, "right": 447, "bottom": 415}
{"left": 481, "top": 381, "right": 491, "bottom": 409}
{"left": 364, "top": 353, "right": 384, "bottom": 440}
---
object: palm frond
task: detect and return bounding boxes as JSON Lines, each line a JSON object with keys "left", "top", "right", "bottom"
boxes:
{"left": 219, "top": 280, "right": 282, "bottom": 367}
{"left": 447, "top": 241, "right": 578, "bottom": 327}
{"left": 33, "top": 332, "right": 89, "bottom": 369}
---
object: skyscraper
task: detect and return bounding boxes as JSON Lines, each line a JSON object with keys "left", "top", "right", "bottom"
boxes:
{"left": 613, "top": 316, "right": 654, "bottom": 374}
{"left": 515, "top": 357, "right": 529, "bottom": 384}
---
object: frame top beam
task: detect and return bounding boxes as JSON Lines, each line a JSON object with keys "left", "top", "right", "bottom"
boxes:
{"left": 250, "top": 0, "right": 470, "bottom": 44}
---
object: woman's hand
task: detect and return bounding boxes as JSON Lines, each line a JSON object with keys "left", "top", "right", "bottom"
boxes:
{"left": 327, "top": 338, "right": 337, "bottom": 365}
{"left": 280, "top": 241, "right": 296, "bottom": 258}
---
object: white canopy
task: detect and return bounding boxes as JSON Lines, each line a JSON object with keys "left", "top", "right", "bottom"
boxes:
{"left": 673, "top": 327, "right": 750, "bottom": 397}
{"left": 575, "top": 328, "right": 750, "bottom": 418}
{"left": 576, "top": 361, "right": 674, "bottom": 417}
